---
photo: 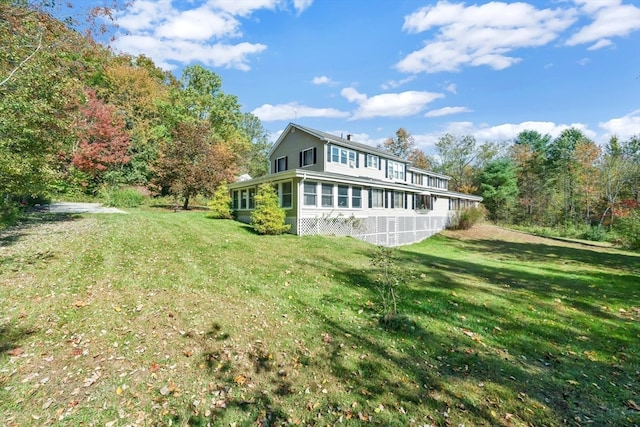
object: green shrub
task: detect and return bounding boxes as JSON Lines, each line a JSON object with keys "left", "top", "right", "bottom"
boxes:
{"left": 102, "top": 187, "right": 145, "bottom": 208}
{"left": 580, "top": 225, "right": 608, "bottom": 242}
{"left": 614, "top": 210, "right": 640, "bottom": 250}
{"left": 447, "top": 206, "right": 485, "bottom": 230}
{"left": 206, "top": 182, "right": 233, "bottom": 219}
{"left": 250, "top": 184, "right": 291, "bottom": 235}
{"left": 0, "top": 198, "right": 19, "bottom": 230}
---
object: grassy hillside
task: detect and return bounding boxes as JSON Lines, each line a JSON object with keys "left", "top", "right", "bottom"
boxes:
{"left": 1, "top": 210, "right": 639, "bottom": 426}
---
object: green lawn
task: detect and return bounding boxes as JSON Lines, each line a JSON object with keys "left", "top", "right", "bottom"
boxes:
{"left": 1, "top": 209, "right": 639, "bottom": 426}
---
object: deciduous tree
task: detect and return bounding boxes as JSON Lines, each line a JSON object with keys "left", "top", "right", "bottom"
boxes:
{"left": 152, "top": 121, "right": 236, "bottom": 210}
{"left": 72, "top": 89, "right": 131, "bottom": 185}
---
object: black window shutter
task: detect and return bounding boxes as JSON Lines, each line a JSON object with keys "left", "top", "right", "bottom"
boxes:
{"left": 299, "top": 152, "right": 302, "bottom": 167}
{"left": 365, "top": 154, "right": 368, "bottom": 166}
{"left": 384, "top": 191, "right": 388, "bottom": 208}
{"left": 356, "top": 153, "right": 359, "bottom": 168}
{"left": 385, "top": 160, "right": 388, "bottom": 177}
{"left": 368, "top": 189, "right": 372, "bottom": 208}
{"left": 313, "top": 147, "right": 317, "bottom": 164}
{"left": 405, "top": 193, "right": 408, "bottom": 209}
{"left": 285, "top": 156, "right": 288, "bottom": 170}
{"left": 378, "top": 157, "right": 382, "bottom": 170}
{"left": 326, "top": 145, "right": 331, "bottom": 162}
{"left": 274, "top": 159, "right": 277, "bottom": 172}
{"left": 391, "top": 191, "right": 395, "bottom": 209}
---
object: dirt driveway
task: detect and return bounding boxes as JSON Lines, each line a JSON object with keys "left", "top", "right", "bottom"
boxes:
{"left": 44, "top": 202, "right": 126, "bottom": 214}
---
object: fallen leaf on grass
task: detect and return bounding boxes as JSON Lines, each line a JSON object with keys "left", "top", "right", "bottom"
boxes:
{"left": 234, "top": 374, "right": 247, "bottom": 385}
{"left": 159, "top": 381, "right": 179, "bottom": 396}
{"left": 83, "top": 371, "right": 100, "bottom": 387}
{"left": 625, "top": 400, "right": 640, "bottom": 411}
{"left": 6, "top": 347, "right": 23, "bottom": 357}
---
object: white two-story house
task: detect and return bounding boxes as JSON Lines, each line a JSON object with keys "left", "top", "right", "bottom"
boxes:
{"left": 228, "top": 123, "right": 482, "bottom": 246}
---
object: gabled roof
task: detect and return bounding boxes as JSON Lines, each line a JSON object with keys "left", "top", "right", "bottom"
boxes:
{"left": 269, "top": 122, "right": 406, "bottom": 162}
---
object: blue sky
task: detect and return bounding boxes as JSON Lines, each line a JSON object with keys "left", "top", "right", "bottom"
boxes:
{"left": 104, "top": 0, "right": 639, "bottom": 152}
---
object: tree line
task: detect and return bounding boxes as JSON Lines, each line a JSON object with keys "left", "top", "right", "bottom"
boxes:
{"left": 1, "top": 0, "right": 270, "bottom": 215}
{"left": 381, "top": 127, "right": 640, "bottom": 248}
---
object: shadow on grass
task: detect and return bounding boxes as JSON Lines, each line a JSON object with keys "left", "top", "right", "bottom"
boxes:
{"left": 0, "top": 324, "right": 39, "bottom": 355}
{"left": 301, "top": 236, "right": 640, "bottom": 425}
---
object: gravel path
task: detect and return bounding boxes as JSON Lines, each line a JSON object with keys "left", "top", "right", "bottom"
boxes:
{"left": 44, "top": 202, "right": 125, "bottom": 214}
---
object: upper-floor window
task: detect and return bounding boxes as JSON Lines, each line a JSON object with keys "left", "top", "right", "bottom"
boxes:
{"left": 301, "top": 148, "right": 316, "bottom": 167}
{"left": 366, "top": 154, "right": 379, "bottom": 169}
{"left": 387, "top": 160, "right": 405, "bottom": 181}
{"left": 275, "top": 156, "right": 287, "bottom": 173}
{"left": 329, "top": 146, "right": 358, "bottom": 167}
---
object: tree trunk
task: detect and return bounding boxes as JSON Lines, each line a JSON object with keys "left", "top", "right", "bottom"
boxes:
{"left": 182, "top": 195, "right": 190, "bottom": 210}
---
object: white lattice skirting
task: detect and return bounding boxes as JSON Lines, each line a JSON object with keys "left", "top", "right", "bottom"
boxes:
{"left": 297, "top": 214, "right": 451, "bottom": 246}
{"left": 235, "top": 214, "right": 450, "bottom": 246}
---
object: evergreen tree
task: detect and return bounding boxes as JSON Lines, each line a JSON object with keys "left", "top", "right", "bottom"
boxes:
{"left": 480, "top": 158, "right": 519, "bottom": 223}
{"left": 207, "top": 182, "right": 233, "bottom": 219}
{"left": 250, "top": 184, "right": 290, "bottom": 235}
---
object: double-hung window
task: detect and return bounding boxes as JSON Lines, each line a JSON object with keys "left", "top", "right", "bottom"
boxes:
{"left": 371, "top": 189, "right": 384, "bottom": 208}
{"left": 387, "top": 160, "right": 405, "bottom": 181}
{"left": 321, "top": 184, "right": 334, "bottom": 207}
{"left": 330, "top": 146, "right": 357, "bottom": 167}
{"left": 303, "top": 182, "right": 317, "bottom": 206}
{"left": 301, "top": 148, "right": 315, "bottom": 167}
{"left": 248, "top": 188, "right": 256, "bottom": 209}
{"left": 240, "top": 190, "right": 247, "bottom": 209}
{"left": 274, "top": 181, "right": 292, "bottom": 208}
{"left": 393, "top": 191, "right": 404, "bottom": 209}
{"left": 366, "top": 154, "right": 379, "bottom": 169}
{"left": 275, "top": 156, "right": 287, "bottom": 172}
{"left": 351, "top": 187, "right": 362, "bottom": 208}
{"left": 337, "top": 185, "right": 349, "bottom": 207}
{"left": 281, "top": 182, "right": 292, "bottom": 208}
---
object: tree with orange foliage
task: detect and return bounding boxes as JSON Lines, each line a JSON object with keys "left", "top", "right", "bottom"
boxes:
{"left": 152, "top": 121, "right": 237, "bottom": 210}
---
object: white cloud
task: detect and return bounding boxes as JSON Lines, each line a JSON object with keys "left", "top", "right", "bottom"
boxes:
{"left": 155, "top": 8, "right": 240, "bottom": 40}
{"left": 444, "top": 83, "right": 457, "bottom": 94}
{"left": 341, "top": 87, "right": 444, "bottom": 119}
{"left": 599, "top": 110, "right": 640, "bottom": 141}
{"left": 397, "top": 1, "right": 576, "bottom": 73}
{"left": 112, "top": 0, "right": 311, "bottom": 71}
{"left": 113, "top": 35, "right": 266, "bottom": 71}
{"left": 293, "top": 0, "right": 314, "bottom": 13}
{"left": 425, "top": 106, "right": 472, "bottom": 117}
{"left": 578, "top": 57, "right": 591, "bottom": 66}
{"left": 312, "top": 76, "right": 336, "bottom": 85}
{"left": 381, "top": 76, "right": 416, "bottom": 90}
{"left": 567, "top": 0, "right": 640, "bottom": 46}
{"left": 251, "top": 102, "right": 349, "bottom": 121}
{"left": 587, "top": 39, "right": 613, "bottom": 50}
{"left": 209, "top": 0, "right": 280, "bottom": 16}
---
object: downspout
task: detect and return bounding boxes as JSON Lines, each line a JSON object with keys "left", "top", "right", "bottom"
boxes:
{"left": 298, "top": 173, "right": 307, "bottom": 235}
